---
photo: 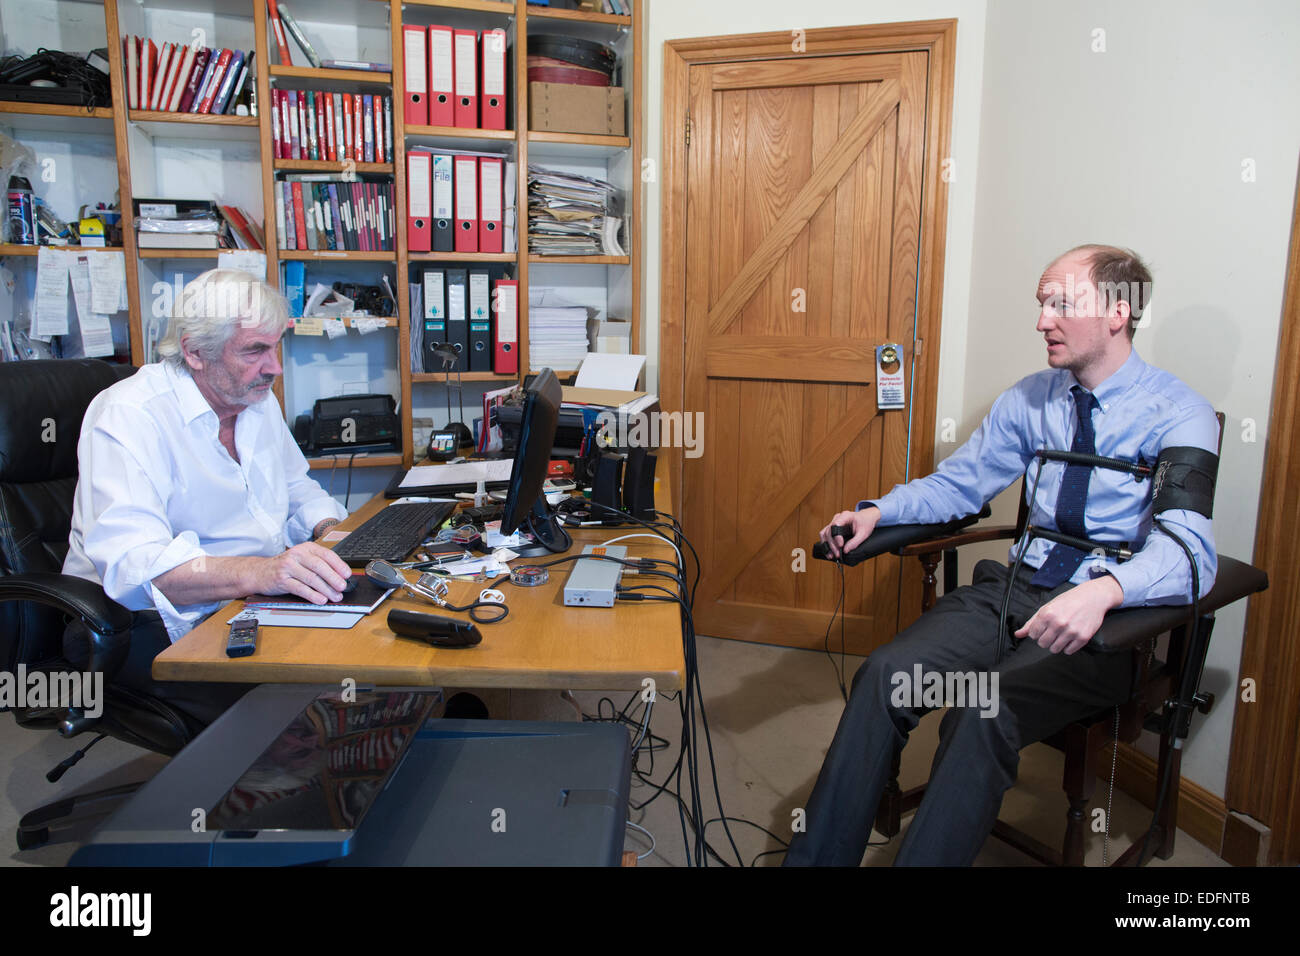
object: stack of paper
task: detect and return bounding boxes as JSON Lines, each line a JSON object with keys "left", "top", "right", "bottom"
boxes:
{"left": 527, "top": 289, "right": 595, "bottom": 372}
{"left": 527, "top": 165, "right": 623, "bottom": 256}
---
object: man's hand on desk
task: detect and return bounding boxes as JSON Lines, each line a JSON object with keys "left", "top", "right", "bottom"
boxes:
{"left": 252, "top": 543, "right": 352, "bottom": 604}
{"left": 152, "top": 542, "right": 353, "bottom": 607}
{"left": 819, "top": 506, "right": 880, "bottom": 558}
{"left": 1014, "top": 574, "right": 1125, "bottom": 656}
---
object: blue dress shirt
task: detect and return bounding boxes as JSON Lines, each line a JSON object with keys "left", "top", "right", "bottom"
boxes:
{"left": 859, "top": 349, "right": 1217, "bottom": 607}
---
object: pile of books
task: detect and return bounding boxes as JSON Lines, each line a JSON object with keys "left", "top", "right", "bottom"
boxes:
{"left": 134, "top": 198, "right": 263, "bottom": 250}
{"left": 527, "top": 165, "right": 623, "bottom": 256}
{"left": 272, "top": 90, "right": 394, "bottom": 164}
{"left": 276, "top": 177, "right": 396, "bottom": 252}
{"left": 124, "top": 38, "right": 254, "bottom": 116}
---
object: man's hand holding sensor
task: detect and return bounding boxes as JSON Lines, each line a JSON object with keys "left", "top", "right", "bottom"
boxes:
{"left": 819, "top": 506, "right": 880, "bottom": 559}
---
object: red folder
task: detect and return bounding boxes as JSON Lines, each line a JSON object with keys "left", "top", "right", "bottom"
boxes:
{"left": 452, "top": 30, "right": 478, "bottom": 129}
{"left": 492, "top": 279, "right": 518, "bottom": 374}
{"left": 407, "top": 152, "right": 432, "bottom": 252}
{"left": 480, "top": 29, "right": 507, "bottom": 130}
{"left": 402, "top": 25, "right": 427, "bottom": 126}
{"left": 428, "top": 26, "right": 455, "bottom": 127}
{"left": 454, "top": 154, "right": 478, "bottom": 253}
{"left": 478, "top": 156, "right": 504, "bottom": 253}
{"left": 342, "top": 94, "right": 354, "bottom": 159}
{"left": 324, "top": 92, "right": 336, "bottom": 161}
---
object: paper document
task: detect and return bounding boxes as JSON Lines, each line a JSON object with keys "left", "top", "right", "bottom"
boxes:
{"left": 33, "top": 248, "right": 69, "bottom": 338}
{"left": 70, "top": 256, "right": 114, "bottom": 357}
{"left": 399, "top": 459, "right": 514, "bottom": 490}
{"left": 229, "top": 608, "right": 364, "bottom": 629}
{"left": 574, "top": 352, "right": 647, "bottom": 390}
{"left": 86, "top": 251, "right": 126, "bottom": 314}
{"left": 217, "top": 250, "right": 267, "bottom": 281}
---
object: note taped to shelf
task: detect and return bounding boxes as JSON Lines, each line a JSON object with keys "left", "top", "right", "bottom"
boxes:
{"left": 323, "top": 317, "right": 347, "bottom": 339}
{"left": 69, "top": 255, "right": 114, "bottom": 357}
{"left": 294, "top": 316, "right": 324, "bottom": 336}
{"left": 353, "top": 317, "right": 386, "bottom": 335}
{"left": 86, "top": 251, "right": 125, "bottom": 314}
{"left": 33, "top": 248, "right": 69, "bottom": 339}
{"left": 218, "top": 250, "right": 267, "bottom": 281}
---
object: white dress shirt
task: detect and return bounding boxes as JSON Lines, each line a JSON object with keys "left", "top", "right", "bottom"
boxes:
{"left": 63, "top": 362, "right": 348, "bottom": 641}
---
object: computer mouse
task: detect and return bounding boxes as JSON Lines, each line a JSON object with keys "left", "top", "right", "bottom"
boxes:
{"left": 341, "top": 575, "right": 359, "bottom": 596}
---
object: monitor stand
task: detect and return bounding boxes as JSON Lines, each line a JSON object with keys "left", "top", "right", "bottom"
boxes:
{"left": 513, "top": 497, "right": 572, "bottom": 557}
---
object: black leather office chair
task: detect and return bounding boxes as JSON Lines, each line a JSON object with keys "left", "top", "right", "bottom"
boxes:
{"left": 814, "top": 428, "right": 1268, "bottom": 865}
{"left": 0, "top": 358, "right": 196, "bottom": 850}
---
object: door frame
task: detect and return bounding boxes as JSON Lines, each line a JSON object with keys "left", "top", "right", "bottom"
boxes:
{"left": 1224, "top": 159, "right": 1300, "bottom": 865}
{"left": 660, "top": 19, "right": 958, "bottom": 627}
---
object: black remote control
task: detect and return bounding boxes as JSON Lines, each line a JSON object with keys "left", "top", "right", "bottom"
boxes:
{"left": 830, "top": 524, "right": 854, "bottom": 540}
{"left": 226, "top": 615, "right": 258, "bottom": 658}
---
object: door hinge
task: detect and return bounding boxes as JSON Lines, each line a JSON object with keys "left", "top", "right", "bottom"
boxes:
{"left": 685, "top": 113, "right": 691, "bottom": 148}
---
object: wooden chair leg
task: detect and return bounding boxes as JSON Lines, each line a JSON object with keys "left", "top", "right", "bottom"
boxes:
{"left": 1061, "top": 723, "right": 1099, "bottom": 866}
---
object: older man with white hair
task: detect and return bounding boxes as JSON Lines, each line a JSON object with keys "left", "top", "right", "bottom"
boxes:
{"left": 63, "top": 269, "right": 351, "bottom": 728}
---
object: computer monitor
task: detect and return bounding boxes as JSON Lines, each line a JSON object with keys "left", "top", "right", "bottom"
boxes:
{"left": 500, "top": 367, "right": 571, "bottom": 556}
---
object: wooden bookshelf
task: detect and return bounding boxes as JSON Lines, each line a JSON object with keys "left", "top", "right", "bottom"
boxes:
{"left": 137, "top": 247, "right": 225, "bottom": 258}
{"left": 269, "top": 65, "right": 393, "bottom": 86}
{"left": 274, "top": 159, "right": 395, "bottom": 174}
{"left": 0, "top": 245, "right": 126, "bottom": 257}
{"left": 0, "top": 102, "right": 113, "bottom": 121}
{"left": 279, "top": 250, "right": 396, "bottom": 261}
{"left": 2, "top": 0, "right": 643, "bottom": 475}
{"left": 405, "top": 124, "right": 515, "bottom": 142}
{"left": 411, "top": 371, "right": 518, "bottom": 384}
{"left": 525, "top": 7, "right": 632, "bottom": 27}
{"left": 408, "top": 251, "right": 516, "bottom": 262}
{"left": 306, "top": 453, "right": 405, "bottom": 470}
{"left": 402, "top": 0, "right": 516, "bottom": 14}
{"left": 529, "top": 255, "right": 630, "bottom": 265}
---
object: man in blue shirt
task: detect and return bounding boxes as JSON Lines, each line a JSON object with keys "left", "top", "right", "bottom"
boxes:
{"left": 784, "top": 244, "right": 1217, "bottom": 866}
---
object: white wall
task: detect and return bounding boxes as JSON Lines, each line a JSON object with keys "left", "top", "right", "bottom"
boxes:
{"left": 962, "top": 0, "right": 1300, "bottom": 798}
{"left": 643, "top": 0, "right": 1300, "bottom": 801}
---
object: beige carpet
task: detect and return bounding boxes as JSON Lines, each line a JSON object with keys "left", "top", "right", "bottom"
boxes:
{"left": 1, "top": 635, "right": 1226, "bottom": 867}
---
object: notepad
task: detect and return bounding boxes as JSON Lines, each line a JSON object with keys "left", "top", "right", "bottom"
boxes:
{"left": 242, "top": 574, "right": 394, "bottom": 613}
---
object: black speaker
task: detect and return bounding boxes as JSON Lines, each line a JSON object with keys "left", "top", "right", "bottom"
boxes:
{"left": 622, "top": 446, "right": 656, "bottom": 521}
{"left": 592, "top": 452, "right": 624, "bottom": 516}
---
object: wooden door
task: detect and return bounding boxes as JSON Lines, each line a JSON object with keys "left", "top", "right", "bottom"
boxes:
{"left": 675, "top": 47, "right": 939, "bottom": 653}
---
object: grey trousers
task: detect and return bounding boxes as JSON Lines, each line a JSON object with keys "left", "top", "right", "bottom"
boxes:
{"left": 784, "top": 559, "right": 1135, "bottom": 866}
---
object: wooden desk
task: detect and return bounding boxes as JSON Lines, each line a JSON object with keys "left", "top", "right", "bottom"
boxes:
{"left": 153, "top": 489, "right": 685, "bottom": 692}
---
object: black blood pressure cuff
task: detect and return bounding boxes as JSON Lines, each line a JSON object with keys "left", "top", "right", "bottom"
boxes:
{"left": 1151, "top": 447, "right": 1218, "bottom": 519}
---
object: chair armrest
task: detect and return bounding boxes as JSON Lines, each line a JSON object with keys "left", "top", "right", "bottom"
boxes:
{"left": 811, "top": 506, "right": 992, "bottom": 568}
{"left": 0, "top": 572, "right": 133, "bottom": 674}
{"left": 899, "top": 524, "right": 1018, "bottom": 556}
{"left": 1090, "top": 555, "right": 1268, "bottom": 653}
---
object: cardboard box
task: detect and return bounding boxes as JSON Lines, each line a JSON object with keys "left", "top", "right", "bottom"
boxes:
{"left": 528, "top": 82, "right": 625, "bottom": 136}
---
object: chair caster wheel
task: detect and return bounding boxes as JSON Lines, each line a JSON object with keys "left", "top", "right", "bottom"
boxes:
{"left": 16, "top": 827, "right": 48, "bottom": 851}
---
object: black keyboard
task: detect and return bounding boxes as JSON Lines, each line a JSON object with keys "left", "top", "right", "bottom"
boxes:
{"left": 332, "top": 502, "right": 456, "bottom": 566}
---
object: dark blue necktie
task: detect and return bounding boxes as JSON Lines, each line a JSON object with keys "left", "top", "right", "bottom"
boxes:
{"left": 1031, "top": 385, "right": 1100, "bottom": 588}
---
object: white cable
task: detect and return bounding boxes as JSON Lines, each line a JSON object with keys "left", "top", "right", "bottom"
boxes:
{"left": 601, "top": 532, "right": 682, "bottom": 568}
{"left": 625, "top": 820, "right": 656, "bottom": 861}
